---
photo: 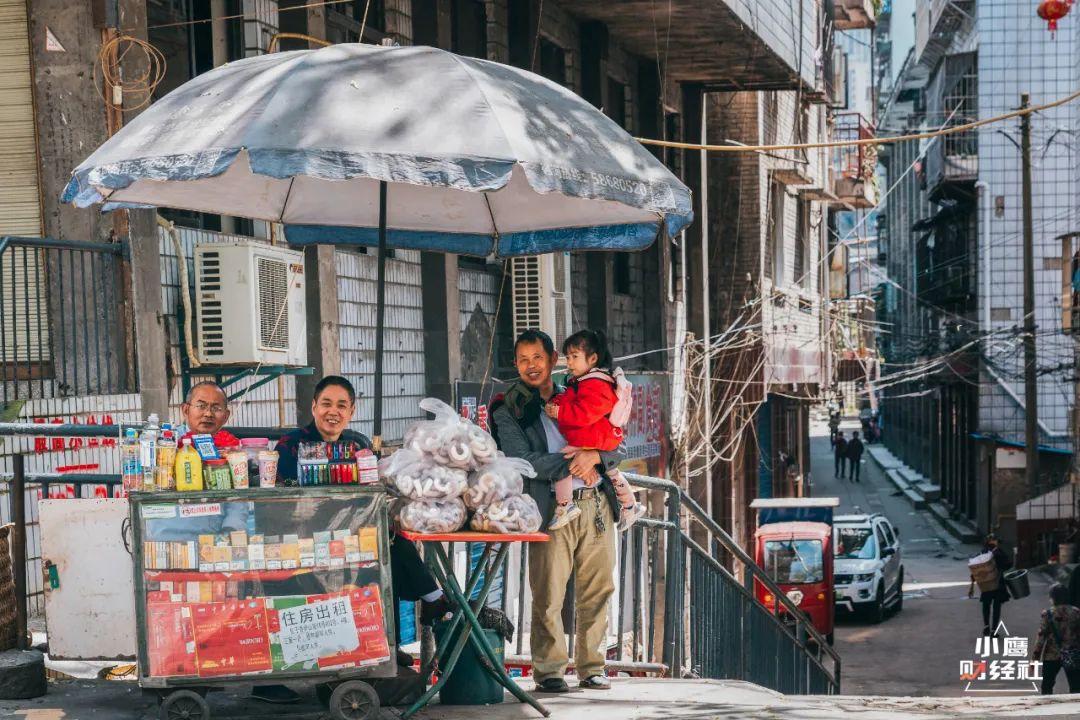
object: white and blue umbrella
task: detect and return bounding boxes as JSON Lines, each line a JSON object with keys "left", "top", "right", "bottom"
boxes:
{"left": 64, "top": 43, "right": 692, "bottom": 255}
{"left": 63, "top": 43, "right": 693, "bottom": 443}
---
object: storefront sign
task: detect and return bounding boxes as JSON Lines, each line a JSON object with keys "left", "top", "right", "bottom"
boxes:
{"left": 179, "top": 503, "right": 222, "bottom": 518}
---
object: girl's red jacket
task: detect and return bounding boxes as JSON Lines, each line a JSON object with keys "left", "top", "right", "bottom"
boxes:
{"left": 550, "top": 371, "right": 623, "bottom": 451}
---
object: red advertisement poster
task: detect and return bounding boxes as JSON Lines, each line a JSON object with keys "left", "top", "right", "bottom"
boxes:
{"left": 146, "top": 603, "right": 196, "bottom": 677}
{"left": 190, "top": 600, "right": 273, "bottom": 677}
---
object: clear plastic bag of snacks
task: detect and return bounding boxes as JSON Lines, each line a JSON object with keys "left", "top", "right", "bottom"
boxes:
{"left": 470, "top": 494, "right": 542, "bottom": 534}
{"left": 402, "top": 398, "right": 498, "bottom": 470}
{"left": 397, "top": 498, "right": 468, "bottom": 534}
{"left": 379, "top": 448, "right": 469, "bottom": 500}
{"left": 464, "top": 453, "right": 533, "bottom": 510}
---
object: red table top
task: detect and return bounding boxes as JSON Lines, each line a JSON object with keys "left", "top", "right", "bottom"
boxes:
{"left": 398, "top": 530, "right": 550, "bottom": 543}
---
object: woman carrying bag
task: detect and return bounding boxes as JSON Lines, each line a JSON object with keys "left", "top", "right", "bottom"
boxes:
{"left": 1033, "top": 583, "right": 1080, "bottom": 694}
{"left": 967, "top": 534, "right": 1012, "bottom": 636}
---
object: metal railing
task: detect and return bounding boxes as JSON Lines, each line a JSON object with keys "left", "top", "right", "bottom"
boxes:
{"left": 0, "top": 236, "right": 135, "bottom": 401}
{"left": 2, "top": 423, "right": 840, "bottom": 694}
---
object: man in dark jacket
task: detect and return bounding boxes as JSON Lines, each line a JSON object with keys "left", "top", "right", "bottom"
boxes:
{"left": 846, "top": 431, "right": 865, "bottom": 482}
{"left": 833, "top": 431, "right": 848, "bottom": 480}
{"left": 490, "top": 330, "right": 624, "bottom": 693}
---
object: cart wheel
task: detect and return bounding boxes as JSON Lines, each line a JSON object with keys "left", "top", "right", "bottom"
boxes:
{"left": 316, "top": 682, "right": 333, "bottom": 708}
{"left": 160, "top": 689, "right": 210, "bottom": 720}
{"left": 330, "top": 680, "right": 380, "bottom": 720}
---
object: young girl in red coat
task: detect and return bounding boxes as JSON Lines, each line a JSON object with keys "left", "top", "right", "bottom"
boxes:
{"left": 544, "top": 329, "right": 645, "bottom": 531}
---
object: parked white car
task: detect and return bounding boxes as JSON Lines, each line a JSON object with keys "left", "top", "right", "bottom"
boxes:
{"left": 833, "top": 513, "right": 904, "bottom": 623}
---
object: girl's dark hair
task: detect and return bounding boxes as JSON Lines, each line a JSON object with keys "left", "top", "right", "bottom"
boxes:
{"left": 1050, "top": 583, "right": 1070, "bottom": 606}
{"left": 562, "top": 329, "right": 613, "bottom": 370}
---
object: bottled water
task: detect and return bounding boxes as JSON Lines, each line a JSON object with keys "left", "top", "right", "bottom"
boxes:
{"left": 120, "top": 428, "right": 142, "bottom": 493}
{"left": 140, "top": 413, "right": 160, "bottom": 490}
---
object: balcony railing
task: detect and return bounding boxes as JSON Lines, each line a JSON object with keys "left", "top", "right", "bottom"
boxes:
{"left": 834, "top": 0, "right": 878, "bottom": 30}
{"left": 831, "top": 112, "right": 878, "bottom": 208}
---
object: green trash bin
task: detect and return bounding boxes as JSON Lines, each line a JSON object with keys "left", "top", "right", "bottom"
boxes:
{"left": 433, "top": 620, "right": 505, "bottom": 705}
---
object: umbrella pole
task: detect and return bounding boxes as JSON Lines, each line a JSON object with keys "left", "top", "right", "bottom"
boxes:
{"left": 373, "top": 180, "right": 388, "bottom": 454}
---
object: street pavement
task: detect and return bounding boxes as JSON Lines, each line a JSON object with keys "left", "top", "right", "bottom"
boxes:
{"left": 811, "top": 418, "right": 1053, "bottom": 697}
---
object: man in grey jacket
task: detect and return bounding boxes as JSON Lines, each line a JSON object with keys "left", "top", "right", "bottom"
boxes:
{"left": 490, "top": 330, "right": 624, "bottom": 693}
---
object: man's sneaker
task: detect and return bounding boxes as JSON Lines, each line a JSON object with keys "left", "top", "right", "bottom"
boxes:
{"left": 547, "top": 502, "right": 581, "bottom": 530}
{"left": 534, "top": 678, "right": 570, "bottom": 693}
{"left": 579, "top": 675, "right": 611, "bottom": 690}
{"left": 618, "top": 502, "right": 646, "bottom": 531}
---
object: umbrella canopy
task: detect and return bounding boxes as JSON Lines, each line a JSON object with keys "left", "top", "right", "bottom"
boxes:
{"left": 64, "top": 43, "right": 692, "bottom": 256}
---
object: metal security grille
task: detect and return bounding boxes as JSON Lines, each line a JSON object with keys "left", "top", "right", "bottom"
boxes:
{"left": 196, "top": 250, "right": 224, "bottom": 358}
{"left": 511, "top": 255, "right": 541, "bottom": 338}
{"left": 256, "top": 256, "right": 289, "bottom": 350}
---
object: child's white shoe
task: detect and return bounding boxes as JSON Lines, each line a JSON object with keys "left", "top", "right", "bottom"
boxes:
{"left": 618, "top": 502, "right": 646, "bottom": 531}
{"left": 548, "top": 502, "right": 581, "bottom": 530}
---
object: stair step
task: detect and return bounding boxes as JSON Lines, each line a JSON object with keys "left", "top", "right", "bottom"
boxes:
{"left": 867, "top": 446, "right": 902, "bottom": 470}
{"left": 885, "top": 469, "right": 909, "bottom": 492}
{"left": 898, "top": 468, "right": 925, "bottom": 485}
{"left": 926, "top": 502, "right": 980, "bottom": 543}
{"left": 915, "top": 482, "right": 941, "bottom": 502}
{"left": 902, "top": 487, "right": 928, "bottom": 509}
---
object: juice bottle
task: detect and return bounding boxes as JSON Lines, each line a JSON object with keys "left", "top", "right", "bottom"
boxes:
{"left": 154, "top": 430, "right": 178, "bottom": 490}
{"left": 120, "top": 428, "right": 142, "bottom": 493}
{"left": 175, "top": 438, "right": 203, "bottom": 492}
{"left": 140, "top": 413, "right": 160, "bottom": 490}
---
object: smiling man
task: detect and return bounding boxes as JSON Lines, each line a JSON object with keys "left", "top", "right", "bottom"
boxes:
{"left": 490, "top": 329, "right": 625, "bottom": 693}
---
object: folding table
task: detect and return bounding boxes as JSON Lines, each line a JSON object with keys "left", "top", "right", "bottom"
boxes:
{"left": 398, "top": 529, "right": 551, "bottom": 718}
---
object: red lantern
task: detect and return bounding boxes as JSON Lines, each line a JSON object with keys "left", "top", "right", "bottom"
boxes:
{"left": 1038, "top": 0, "right": 1072, "bottom": 37}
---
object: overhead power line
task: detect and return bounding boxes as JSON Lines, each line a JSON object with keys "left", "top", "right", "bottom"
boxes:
{"left": 636, "top": 88, "right": 1080, "bottom": 153}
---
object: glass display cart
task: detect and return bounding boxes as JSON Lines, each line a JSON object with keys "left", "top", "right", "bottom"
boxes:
{"left": 129, "top": 486, "right": 395, "bottom": 720}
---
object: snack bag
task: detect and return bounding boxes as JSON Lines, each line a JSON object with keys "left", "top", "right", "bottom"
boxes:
{"left": 470, "top": 494, "right": 543, "bottom": 534}
{"left": 403, "top": 398, "right": 498, "bottom": 470}
{"left": 398, "top": 498, "right": 468, "bottom": 534}
{"left": 464, "top": 453, "right": 533, "bottom": 510}
{"left": 379, "top": 448, "right": 469, "bottom": 500}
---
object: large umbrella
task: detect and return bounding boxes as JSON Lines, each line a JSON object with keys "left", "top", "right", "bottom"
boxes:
{"left": 64, "top": 43, "right": 693, "bottom": 445}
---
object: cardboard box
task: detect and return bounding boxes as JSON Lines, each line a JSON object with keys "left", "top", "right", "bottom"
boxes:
{"left": 358, "top": 527, "right": 378, "bottom": 562}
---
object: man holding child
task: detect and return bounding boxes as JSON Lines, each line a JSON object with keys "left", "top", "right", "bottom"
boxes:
{"left": 489, "top": 329, "right": 626, "bottom": 693}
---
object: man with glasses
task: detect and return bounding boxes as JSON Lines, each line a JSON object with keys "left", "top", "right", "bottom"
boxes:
{"left": 178, "top": 381, "right": 240, "bottom": 449}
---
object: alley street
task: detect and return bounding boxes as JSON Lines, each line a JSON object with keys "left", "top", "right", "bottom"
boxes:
{"left": 809, "top": 419, "right": 1052, "bottom": 697}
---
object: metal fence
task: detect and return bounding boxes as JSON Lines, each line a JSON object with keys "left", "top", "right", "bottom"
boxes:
{"left": 0, "top": 236, "right": 135, "bottom": 402}
{"left": 1, "top": 424, "right": 840, "bottom": 694}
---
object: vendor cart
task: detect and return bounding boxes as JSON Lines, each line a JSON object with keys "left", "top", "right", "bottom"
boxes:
{"left": 129, "top": 486, "right": 396, "bottom": 720}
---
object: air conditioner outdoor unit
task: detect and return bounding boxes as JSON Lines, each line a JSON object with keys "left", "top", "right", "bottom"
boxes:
{"left": 510, "top": 253, "right": 573, "bottom": 350}
{"left": 194, "top": 240, "right": 307, "bottom": 366}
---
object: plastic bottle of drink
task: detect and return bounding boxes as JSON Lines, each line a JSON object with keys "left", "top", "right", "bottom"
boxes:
{"left": 140, "top": 413, "right": 160, "bottom": 490}
{"left": 120, "top": 428, "right": 142, "bottom": 493}
{"left": 174, "top": 438, "right": 203, "bottom": 492}
{"left": 154, "top": 430, "right": 178, "bottom": 490}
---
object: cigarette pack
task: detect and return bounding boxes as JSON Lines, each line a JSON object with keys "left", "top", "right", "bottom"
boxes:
{"left": 199, "top": 582, "right": 212, "bottom": 603}
{"left": 146, "top": 603, "right": 196, "bottom": 677}
{"left": 186, "top": 581, "right": 201, "bottom": 604}
{"left": 230, "top": 546, "right": 248, "bottom": 571}
{"left": 329, "top": 540, "right": 346, "bottom": 559}
{"left": 313, "top": 531, "right": 332, "bottom": 545}
{"left": 315, "top": 544, "right": 331, "bottom": 568}
{"left": 332, "top": 530, "right": 350, "bottom": 542}
{"left": 248, "top": 544, "right": 265, "bottom": 562}
{"left": 358, "top": 527, "right": 378, "bottom": 562}
{"left": 191, "top": 600, "right": 272, "bottom": 677}
{"left": 282, "top": 534, "right": 300, "bottom": 545}
{"left": 230, "top": 531, "right": 248, "bottom": 547}
{"left": 212, "top": 581, "right": 226, "bottom": 603}
{"left": 249, "top": 534, "right": 265, "bottom": 545}
{"left": 344, "top": 536, "right": 360, "bottom": 563}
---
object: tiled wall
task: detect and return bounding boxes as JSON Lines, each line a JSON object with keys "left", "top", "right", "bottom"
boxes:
{"left": 976, "top": 0, "right": 1077, "bottom": 448}
{"left": 336, "top": 249, "right": 427, "bottom": 443}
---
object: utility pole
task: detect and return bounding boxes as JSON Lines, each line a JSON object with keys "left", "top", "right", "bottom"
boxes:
{"left": 1020, "top": 93, "right": 1039, "bottom": 496}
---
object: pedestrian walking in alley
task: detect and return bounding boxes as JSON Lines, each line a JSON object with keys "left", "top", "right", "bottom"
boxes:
{"left": 846, "top": 431, "right": 865, "bottom": 482}
{"left": 833, "top": 431, "right": 848, "bottom": 480}
{"left": 968, "top": 534, "right": 1012, "bottom": 637}
{"left": 1033, "top": 583, "right": 1080, "bottom": 694}
{"left": 490, "top": 330, "right": 625, "bottom": 693}
{"left": 828, "top": 411, "right": 840, "bottom": 444}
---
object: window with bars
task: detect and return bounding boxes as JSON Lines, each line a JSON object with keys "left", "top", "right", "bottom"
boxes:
{"left": 795, "top": 198, "right": 811, "bottom": 288}
{"left": 767, "top": 181, "right": 786, "bottom": 284}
